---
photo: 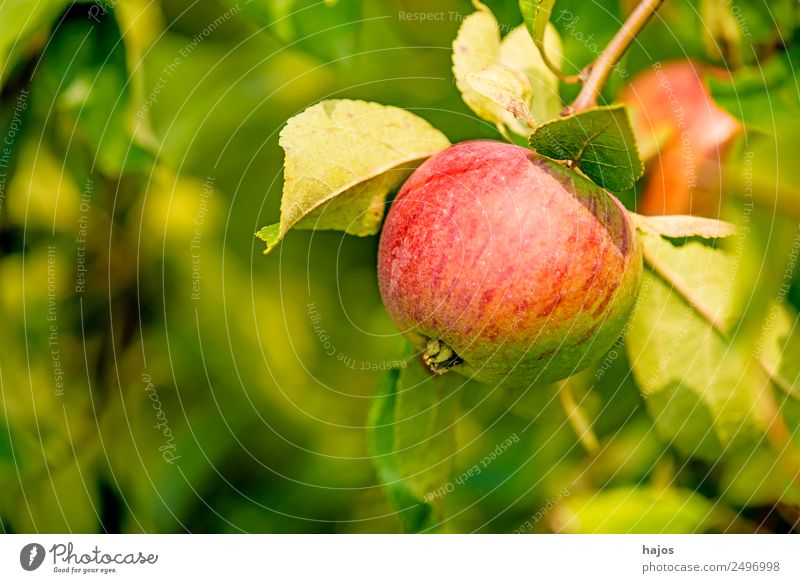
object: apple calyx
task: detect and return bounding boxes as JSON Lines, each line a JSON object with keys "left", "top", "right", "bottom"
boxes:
{"left": 422, "top": 339, "right": 463, "bottom": 374}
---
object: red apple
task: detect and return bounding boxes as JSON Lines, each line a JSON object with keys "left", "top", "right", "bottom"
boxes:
{"left": 620, "top": 61, "right": 740, "bottom": 216}
{"left": 377, "top": 140, "right": 642, "bottom": 386}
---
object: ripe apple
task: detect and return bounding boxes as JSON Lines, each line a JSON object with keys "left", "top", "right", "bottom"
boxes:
{"left": 377, "top": 140, "right": 642, "bottom": 386}
{"left": 620, "top": 61, "right": 739, "bottom": 216}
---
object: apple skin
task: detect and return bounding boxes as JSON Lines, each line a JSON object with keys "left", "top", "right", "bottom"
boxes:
{"left": 377, "top": 140, "right": 642, "bottom": 386}
{"left": 620, "top": 61, "right": 739, "bottom": 216}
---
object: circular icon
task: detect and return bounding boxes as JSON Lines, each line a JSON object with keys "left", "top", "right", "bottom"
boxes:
{"left": 20, "top": 543, "right": 46, "bottom": 571}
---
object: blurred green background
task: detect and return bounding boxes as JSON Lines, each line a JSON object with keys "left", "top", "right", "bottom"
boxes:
{"left": 1, "top": 0, "right": 799, "bottom": 533}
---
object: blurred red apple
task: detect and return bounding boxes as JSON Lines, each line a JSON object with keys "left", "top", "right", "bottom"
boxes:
{"left": 377, "top": 140, "right": 642, "bottom": 386}
{"left": 620, "top": 61, "right": 740, "bottom": 216}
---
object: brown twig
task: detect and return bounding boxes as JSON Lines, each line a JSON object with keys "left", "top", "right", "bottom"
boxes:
{"left": 567, "top": 0, "right": 665, "bottom": 114}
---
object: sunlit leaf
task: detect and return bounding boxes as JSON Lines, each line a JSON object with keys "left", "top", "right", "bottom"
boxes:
{"left": 452, "top": 2, "right": 562, "bottom": 135}
{"left": 699, "top": 0, "right": 743, "bottom": 65}
{"left": 452, "top": 3, "right": 507, "bottom": 131}
{"left": 0, "top": 0, "right": 70, "bottom": 86}
{"left": 499, "top": 23, "right": 563, "bottom": 124}
{"left": 551, "top": 486, "right": 737, "bottom": 533}
{"left": 626, "top": 233, "right": 773, "bottom": 460}
{"left": 701, "top": 0, "right": 796, "bottom": 66}
{"left": 634, "top": 214, "right": 737, "bottom": 239}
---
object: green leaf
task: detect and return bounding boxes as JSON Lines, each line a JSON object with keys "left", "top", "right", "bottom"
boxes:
{"left": 550, "top": 487, "right": 736, "bottom": 533}
{"left": 633, "top": 214, "right": 737, "bottom": 240}
{"left": 720, "top": 445, "right": 800, "bottom": 507}
{"left": 394, "top": 352, "right": 461, "bottom": 501}
{"left": 217, "top": 0, "right": 362, "bottom": 63}
{"left": 31, "top": 7, "right": 154, "bottom": 177}
{"left": 528, "top": 104, "right": 643, "bottom": 191}
{"left": 519, "top": 0, "right": 556, "bottom": 58}
{"left": 367, "top": 348, "right": 461, "bottom": 533}
{"left": 452, "top": 3, "right": 562, "bottom": 135}
{"left": 214, "top": 0, "right": 294, "bottom": 43}
{"left": 0, "top": 420, "right": 14, "bottom": 468}
{"left": 257, "top": 99, "right": 450, "bottom": 254}
{"left": 626, "top": 233, "right": 773, "bottom": 461}
{"left": 368, "top": 367, "right": 433, "bottom": 533}
{"left": 707, "top": 46, "right": 800, "bottom": 138}
{"left": 4, "top": 453, "right": 100, "bottom": 533}
{"left": 0, "top": 0, "right": 71, "bottom": 87}
{"left": 759, "top": 301, "right": 800, "bottom": 403}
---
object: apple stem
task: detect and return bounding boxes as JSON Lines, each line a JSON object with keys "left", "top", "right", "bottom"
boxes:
{"left": 557, "top": 379, "right": 599, "bottom": 455}
{"left": 566, "top": 0, "right": 665, "bottom": 115}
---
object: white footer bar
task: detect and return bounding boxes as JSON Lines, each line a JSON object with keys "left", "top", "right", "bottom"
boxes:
{"left": 1, "top": 534, "right": 796, "bottom": 582}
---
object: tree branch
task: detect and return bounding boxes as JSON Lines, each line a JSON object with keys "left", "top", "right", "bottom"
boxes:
{"left": 567, "top": 0, "right": 665, "bottom": 114}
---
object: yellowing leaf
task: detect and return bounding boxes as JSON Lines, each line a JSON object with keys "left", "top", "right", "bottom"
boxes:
{"left": 452, "top": 3, "right": 562, "bottom": 136}
{"left": 257, "top": 99, "right": 450, "bottom": 253}
{"left": 500, "top": 23, "right": 563, "bottom": 124}
{"left": 452, "top": 4, "right": 506, "bottom": 129}
{"left": 466, "top": 64, "right": 533, "bottom": 125}
{"left": 699, "top": 0, "right": 742, "bottom": 64}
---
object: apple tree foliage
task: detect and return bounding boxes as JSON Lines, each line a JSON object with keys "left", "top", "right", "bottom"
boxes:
{"left": 2, "top": 0, "right": 797, "bottom": 534}
{"left": 257, "top": 0, "right": 800, "bottom": 533}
